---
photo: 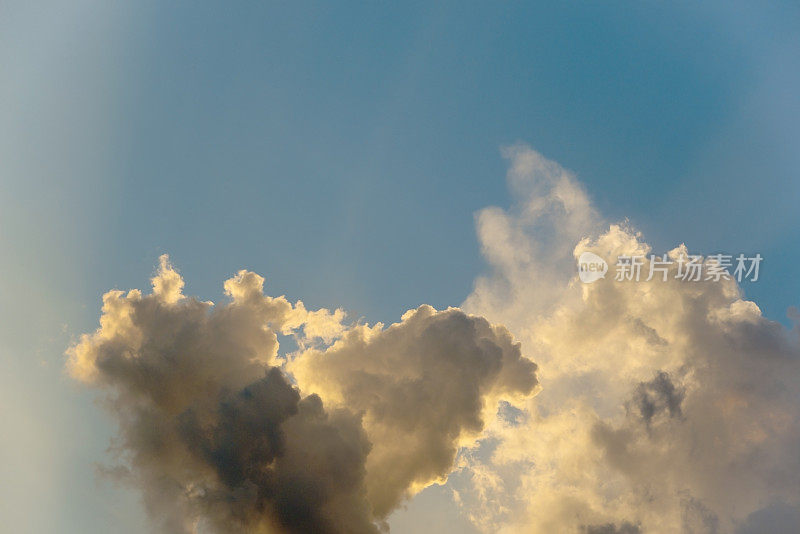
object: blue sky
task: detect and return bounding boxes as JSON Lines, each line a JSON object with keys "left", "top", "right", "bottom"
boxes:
{"left": 1, "top": 2, "right": 799, "bottom": 532}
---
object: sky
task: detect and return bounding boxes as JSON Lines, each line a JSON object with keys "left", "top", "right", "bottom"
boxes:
{"left": 1, "top": 2, "right": 799, "bottom": 533}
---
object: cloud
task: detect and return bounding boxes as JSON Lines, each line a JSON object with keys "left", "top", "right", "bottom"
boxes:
{"left": 68, "top": 145, "right": 800, "bottom": 533}
{"left": 583, "top": 523, "right": 641, "bottom": 534}
{"left": 67, "top": 256, "right": 537, "bottom": 533}
{"left": 738, "top": 503, "right": 800, "bottom": 534}
{"left": 453, "top": 145, "right": 800, "bottom": 533}
{"left": 289, "top": 305, "right": 537, "bottom": 517}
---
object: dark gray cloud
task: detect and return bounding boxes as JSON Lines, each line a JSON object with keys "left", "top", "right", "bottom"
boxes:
{"left": 630, "top": 371, "right": 684, "bottom": 426}
{"left": 583, "top": 522, "right": 641, "bottom": 534}
{"left": 68, "top": 256, "right": 537, "bottom": 533}
{"left": 68, "top": 258, "right": 378, "bottom": 533}
{"left": 737, "top": 503, "right": 800, "bottom": 534}
{"left": 131, "top": 368, "right": 376, "bottom": 534}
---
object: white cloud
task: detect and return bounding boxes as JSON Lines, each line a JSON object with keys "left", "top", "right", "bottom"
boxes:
{"left": 454, "top": 145, "right": 800, "bottom": 533}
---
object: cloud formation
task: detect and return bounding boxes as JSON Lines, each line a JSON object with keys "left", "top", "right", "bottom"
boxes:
{"left": 454, "top": 144, "right": 800, "bottom": 533}
{"left": 67, "top": 256, "right": 537, "bottom": 533}
{"left": 289, "top": 305, "right": 537, "bottom": 517}
{"left": 69, "top": 145, "right": 800, "bottom": 533}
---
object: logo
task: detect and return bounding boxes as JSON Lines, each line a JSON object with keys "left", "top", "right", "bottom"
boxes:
{"left": 578, "top": 252, "right": 608, "bottom": 284}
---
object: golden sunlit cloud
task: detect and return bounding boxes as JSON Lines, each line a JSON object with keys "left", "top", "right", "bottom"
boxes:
{"left": 68, "top": 146, "right": 800, "bottom": 533}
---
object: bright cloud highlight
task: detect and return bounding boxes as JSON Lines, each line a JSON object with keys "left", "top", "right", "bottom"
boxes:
{"left": 68, "top": 145, "right": 800, "bottom": 533}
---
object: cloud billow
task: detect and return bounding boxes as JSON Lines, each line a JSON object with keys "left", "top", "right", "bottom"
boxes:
{"left": 68, "top": 144, "right": 800, "bottom": 533}
{"left": 67, "top": 256, "right": 537, "bottom": 533}
{"left": 456, "top": 145, "right": 800, "bottom": 533}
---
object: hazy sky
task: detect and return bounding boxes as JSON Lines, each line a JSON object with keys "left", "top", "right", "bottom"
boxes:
{"left": 2, "top": 2, "right": 799, "bottom": 533}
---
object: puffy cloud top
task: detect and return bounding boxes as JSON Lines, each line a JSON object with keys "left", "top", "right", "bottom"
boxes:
{"left": 67, "top": 255, "right": 537, "bottom": 533}
{"left": 68, "top": 145, "right": 800, "bottom": 533}
{"left": 455, "top": 145, "right": 800, "bottom": 533}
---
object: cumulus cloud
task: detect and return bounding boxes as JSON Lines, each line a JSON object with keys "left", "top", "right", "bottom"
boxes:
{"left": 453, "top": 145, "right": 800, "bottom": 533}
{"left": 67, "top": 256, "right": 537, "bottom": 533}
{"left": 289, "top": 305, "right": 537, "bottom": 517}
{"left": 69, "top": 145, "right": 800, "bottom": 533}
